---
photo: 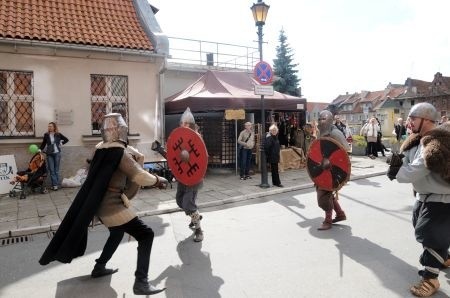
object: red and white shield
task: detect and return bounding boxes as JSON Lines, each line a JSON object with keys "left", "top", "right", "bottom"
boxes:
{"left": 167, "top": 127, "right": 208, "bottom": 186}
{"left": 306, "top": 137, "right": 351, "bottom": 191}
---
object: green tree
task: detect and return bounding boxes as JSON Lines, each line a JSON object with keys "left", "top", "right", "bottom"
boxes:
{"left": 272, "top": 29, "right": 300, "bottom": 96}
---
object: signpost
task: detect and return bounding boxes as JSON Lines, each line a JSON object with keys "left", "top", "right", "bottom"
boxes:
{"left": 254, "top": 85, "right": 274, "bottom": 96}
{"left": 254, "top": 61, "right": 273, "bottom": 85}
{"left": 225, "top": 109, "right": 245, "bottom": 120}
{"left": 253, "top": 61, "right": 273, "bottom": 188}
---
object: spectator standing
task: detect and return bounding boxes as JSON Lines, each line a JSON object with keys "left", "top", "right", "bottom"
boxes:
{"left": 340, "top": 119, "right": 353, "bottom": 152}
{"left": 360, "top": 117, "right": 379, "bottom": 159}
{"left": 375, "top": 118, "right": 389, "bottom": 157}
{"left": 265, "top": 124, "right": 283, "bottom": 187}
{"left": 40, "top": 122, "right": 69, "bottom": 190}
{"left": 393, "top": 118, "right": 407, "bottom": 153}
{"left": 334, "top": 116, "right": 347, "bottom": 138}
{"left": 360, "top": 120, "right": 370, "bottom": 156}
{"left": 237, "top": 122, "right": 255, "bottom": 180}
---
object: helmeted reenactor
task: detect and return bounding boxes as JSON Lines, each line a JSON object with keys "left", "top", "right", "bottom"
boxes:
{"left": 39, "top": 113, "right": 168, "bottom": 296}
{"left": 388, "top": 103, "right": 450, "bottom": 297}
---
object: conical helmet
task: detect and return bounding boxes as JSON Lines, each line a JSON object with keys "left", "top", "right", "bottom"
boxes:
{"left": 180, "top": 107, "right": 196, "bottom": 130}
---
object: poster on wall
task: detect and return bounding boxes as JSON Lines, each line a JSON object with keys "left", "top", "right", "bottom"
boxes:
{"left": 0, "top": 155, "right": 18, "bottom": 195}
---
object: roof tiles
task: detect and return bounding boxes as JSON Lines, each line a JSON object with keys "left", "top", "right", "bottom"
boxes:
{"left": 0, "top": 0, "right": 153, "bottom": 51}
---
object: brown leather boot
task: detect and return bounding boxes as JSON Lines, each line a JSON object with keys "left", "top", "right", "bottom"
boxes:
{"left": 410, "top": 278, "right": 439, "bottom": 297}
{"left": 332, "top": 213, "right": 347, "bottom": 223}
{"left": 318, "top": 221, "right": 332, "bottom": 230}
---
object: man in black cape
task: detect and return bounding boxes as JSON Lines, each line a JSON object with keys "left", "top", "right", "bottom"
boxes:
{"left": 39, "top": 113, "right": 168, "bottom": 295}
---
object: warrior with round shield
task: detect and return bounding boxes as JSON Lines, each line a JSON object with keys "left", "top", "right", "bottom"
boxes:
{"left": 307, "top": 110, "right": 351, "bottom": 230}
{"left": 167, "top": 108, "right": 208, "bottom": 242}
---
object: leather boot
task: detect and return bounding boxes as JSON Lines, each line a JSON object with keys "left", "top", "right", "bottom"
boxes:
{"left": 91, "top": 263, "right": 118, "bottom": 278}
{"left": 318, "top": 221, "right": 332, "bottom": 230}
{"left": 332, "top": 213, "right": 347, "bottom": 223}
{"left": 194, "top": 228, "right": 204, "bottom": 242}
{"left": 318, "top": 210, "right": 333, "bottom": 230}
{"left": 133, "top": 278, "right": 166, "bottom": 295}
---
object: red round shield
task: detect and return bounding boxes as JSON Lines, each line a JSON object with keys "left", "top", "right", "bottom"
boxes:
{"left": 306, "top": 137, "right": 351, "bottom": 191}
{"left": 167, "top": 127, "right": 208, "bottom": 186}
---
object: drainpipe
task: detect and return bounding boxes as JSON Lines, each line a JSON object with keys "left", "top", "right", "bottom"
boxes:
{"left": 132, "top": 0, "right": 170, "bottom": 144}
{"left": 158, "top": 58, "right": 167, "bottom": 144}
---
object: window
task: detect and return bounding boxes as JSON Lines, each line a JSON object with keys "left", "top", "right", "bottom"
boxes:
{"left": 0, "top": 70, "right": 34, "bottom": 136}
{"left": 90, "top": 74, "right": 128, "bottom": 134}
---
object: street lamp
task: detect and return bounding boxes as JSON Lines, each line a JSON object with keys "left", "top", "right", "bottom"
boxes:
{"left": 251, "top": 0, "right": 270, "bottom": 188}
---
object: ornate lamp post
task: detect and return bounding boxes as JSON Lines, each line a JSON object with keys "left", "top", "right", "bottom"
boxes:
{"left": 251, "top": 0, "right": 270, "bottom": 188}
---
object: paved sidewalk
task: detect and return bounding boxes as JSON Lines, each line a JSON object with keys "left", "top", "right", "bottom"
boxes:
{"left": 0, "top": 155, "right": 389, "bottom": 238}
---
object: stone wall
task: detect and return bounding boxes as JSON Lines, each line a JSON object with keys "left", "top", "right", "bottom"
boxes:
{"left": 0, "top": 144, "right": 94, "bottom": 186}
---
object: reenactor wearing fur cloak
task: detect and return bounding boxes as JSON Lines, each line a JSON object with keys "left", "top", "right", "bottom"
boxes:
{"left": 388, "top": 103, "right": 450, "bottom": 297}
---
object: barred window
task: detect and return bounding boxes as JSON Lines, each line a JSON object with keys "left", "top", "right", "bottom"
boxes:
{"left": 0, "top": 70, "right": 34, "bottom": 137}
{"left": 90, "top": 74, "right": 128, "bottom": 134}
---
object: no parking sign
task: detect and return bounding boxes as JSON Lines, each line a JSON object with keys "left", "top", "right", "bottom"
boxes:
{"left": 254, "top": 61, "right": 273, "bottom": 85}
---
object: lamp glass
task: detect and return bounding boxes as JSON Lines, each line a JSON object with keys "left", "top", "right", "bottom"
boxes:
{"left": 251, "top": 2, "right": 270, "bottom": 24}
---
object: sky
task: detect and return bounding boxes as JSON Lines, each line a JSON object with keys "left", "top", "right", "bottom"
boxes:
{"left": 150, "top": 0, "right": 450, "bottom": 103}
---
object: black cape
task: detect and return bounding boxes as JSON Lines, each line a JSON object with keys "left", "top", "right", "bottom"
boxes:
{"left": 39, "top": 147, "right": 124, "bottom": 265}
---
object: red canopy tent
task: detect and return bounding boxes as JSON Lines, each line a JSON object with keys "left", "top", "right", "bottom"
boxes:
{"left": 164, "top": 70, "right": 307, "bottom": 168}
{"left": 165, "top": 70, "right": 306, "bottom": 113}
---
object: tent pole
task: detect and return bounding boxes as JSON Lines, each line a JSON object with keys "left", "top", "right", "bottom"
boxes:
{"left": 235, "top": 119, "right": 238, "bottom": 175}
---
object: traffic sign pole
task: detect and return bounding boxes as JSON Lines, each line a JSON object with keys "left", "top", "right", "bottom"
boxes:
{"left": 253, "top": 60, "right": 273, "bottom": 188}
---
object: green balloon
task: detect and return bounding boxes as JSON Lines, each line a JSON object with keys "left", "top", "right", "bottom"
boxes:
{"left": 29, "top": 144, "right": 39, "bottom": 154}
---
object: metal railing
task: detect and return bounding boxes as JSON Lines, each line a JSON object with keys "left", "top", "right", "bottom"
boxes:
{"left": 167, "top": 37, "right": 259, "bottom": 71}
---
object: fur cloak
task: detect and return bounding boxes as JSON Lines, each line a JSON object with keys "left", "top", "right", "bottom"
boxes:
{"left": 400, "top": 122, "right": 450, "bottom": 184}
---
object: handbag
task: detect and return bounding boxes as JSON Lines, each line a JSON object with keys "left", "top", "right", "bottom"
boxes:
{"left": 239, "top": 133, "right": 252, "bottom": 150}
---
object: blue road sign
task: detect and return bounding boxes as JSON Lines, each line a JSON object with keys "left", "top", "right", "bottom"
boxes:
{"left": 254, "top": 61, "right": 273, "bottom": 85}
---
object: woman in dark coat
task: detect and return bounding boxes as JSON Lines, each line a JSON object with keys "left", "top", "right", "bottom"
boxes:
{"left": 265, "top": 124, "right": 283, "bottom": 187}
{"left": 39, "top": 122, "right": 69, "bottom": 190}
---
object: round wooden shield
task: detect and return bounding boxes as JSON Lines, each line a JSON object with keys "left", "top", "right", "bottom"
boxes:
{"left": 167, "top": 127, "right": 208, "bottom": 186}
{"left": 306, "top": 137, "right": 351, "bottom": 191}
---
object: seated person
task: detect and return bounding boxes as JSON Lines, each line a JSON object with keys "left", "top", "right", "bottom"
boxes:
{"left": 10, "top": 152, "right": 46, "bottom": 184}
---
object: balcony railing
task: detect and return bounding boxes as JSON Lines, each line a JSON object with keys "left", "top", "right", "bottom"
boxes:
{"left": 167, "top": 37, "right": 259, "bottom": 71}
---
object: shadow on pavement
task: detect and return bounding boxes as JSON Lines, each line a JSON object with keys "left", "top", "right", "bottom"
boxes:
{"left": 152, "top": 235, "right": 224, "bottom": 298}
{"left": 339, "top": 193, "right": 411, "bottom": 223}
{"left": 0, "top": 215, "right": 169, "bottom": 290}
{"left": 351, "top": 177, "right": 382, "bottom": 187}
{"left": 55, "top": 274, "right": 117, "bottom": 298}
{"left": 307, "top": 223, "right": 419, "bottom": 297}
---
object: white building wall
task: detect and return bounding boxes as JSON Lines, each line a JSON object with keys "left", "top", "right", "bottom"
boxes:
{"left": 0, "top": 44, "right": 164, "bottom": 177}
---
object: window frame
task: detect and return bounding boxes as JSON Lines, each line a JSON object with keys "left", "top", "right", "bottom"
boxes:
{"left": 0, "top": 70, "right": 34, "bottom": 137}
{"left": 90, "top": 74, "right": 129, "bottom": 135}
